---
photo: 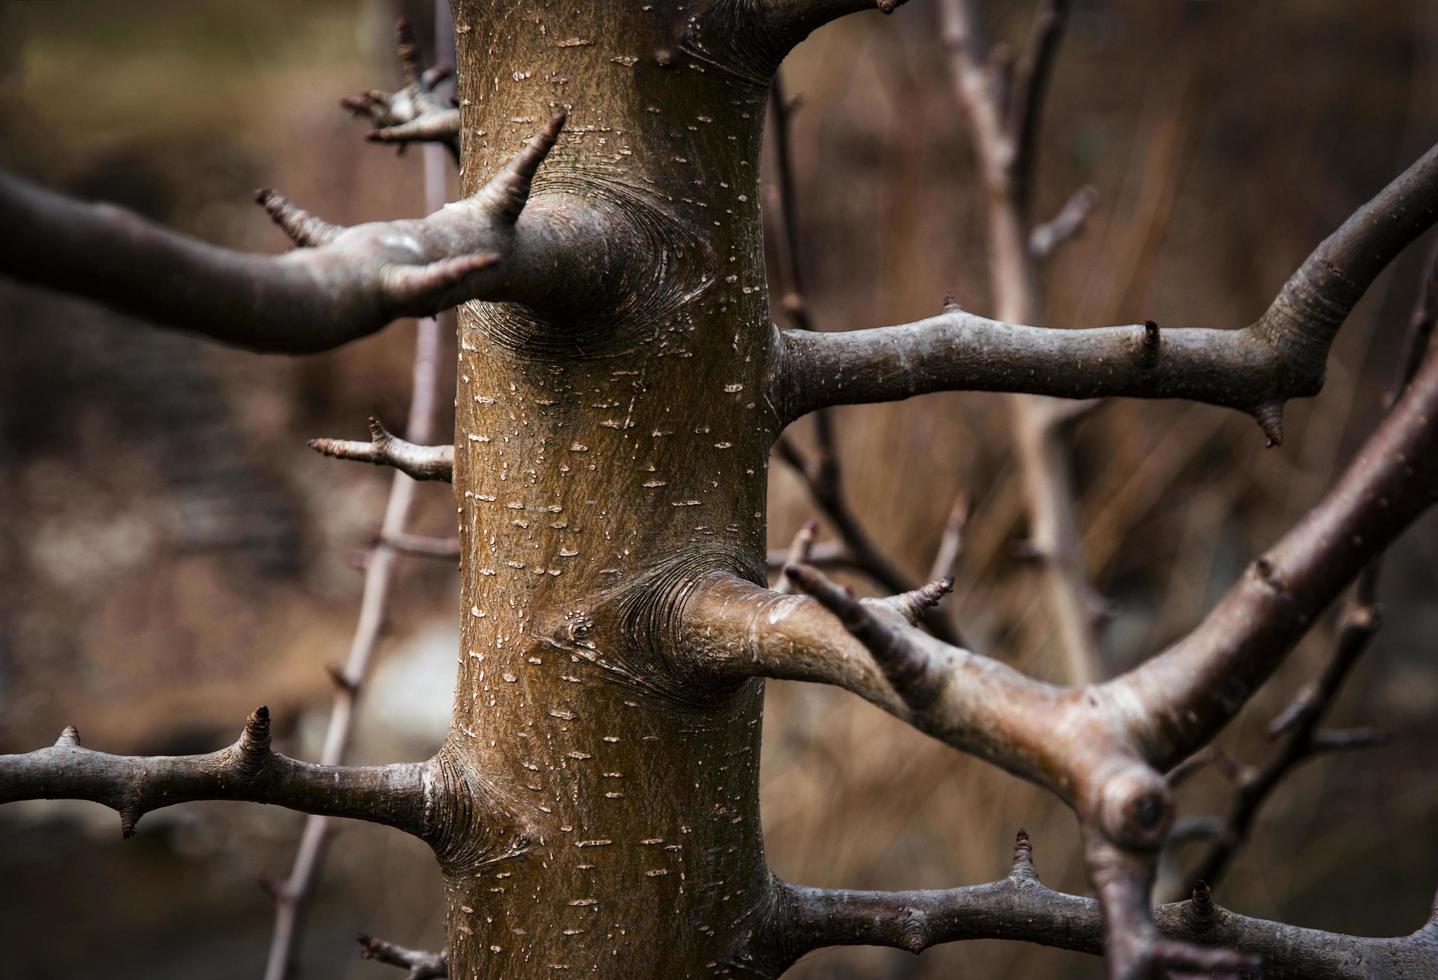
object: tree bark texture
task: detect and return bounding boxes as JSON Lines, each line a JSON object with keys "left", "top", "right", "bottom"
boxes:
{"left": 439, "top": 4, "right": 780, "bottom": 975}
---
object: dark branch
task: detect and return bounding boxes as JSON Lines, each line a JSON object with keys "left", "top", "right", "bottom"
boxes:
{"left": 342, "top": 19, "right": 460, "bottom": 159}
{"left": 0, "top": 707, "right": 432, "bottom": 839}
{"left": 757, "top": 0, "right": 912, "bottom": 57}
{"left": 1005, "top": 0, "right": 1070, "bottom": 210}
{"left": 684, "top": 327, "right": 1438, "bottom": 975}
{"left": 748, "top": 832, "right": 1434, "bottom": 978}
{"left": 0, "top": 114, "right": 631, "bottom": 354}
{"left": 309, "top": 417, "right": 454, "bottom": 482}
{"left": 777, "top": 142, "right": 1438, "bottom": 437}
{"left": 1181, "top": 243, "right": 1438, "bottom": 888}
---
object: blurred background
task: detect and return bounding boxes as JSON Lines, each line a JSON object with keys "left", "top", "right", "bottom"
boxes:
{"left": 2, "top": 1, "right": 1437, "bottom": 977}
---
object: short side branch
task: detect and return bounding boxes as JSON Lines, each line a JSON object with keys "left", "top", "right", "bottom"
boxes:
{"left": 0, "top": 708, "right": 432, "bottom": 839}
{"left": 309, "top": 418, "right": 454, "bottom": 482}
{"left": 358, "top": 934, "right": 449, "bottom": 979}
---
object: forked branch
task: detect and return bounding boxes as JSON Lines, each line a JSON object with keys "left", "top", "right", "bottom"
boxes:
{"left": 0, "top": 707, "right": 432, "bottom": 839}
{"left": 746, "top": 831, "right": 1437, "bottom": 978}
{"left": 309, "top": 417, "right": 454, "bottom": 482}
{"left": 684, "top": 334, "right": 1438, "bottom": 975}
{"left": 776, "top": 142, "right": 1438, "bottom": 442}
{"left": 0, "top": 114, "right": 621, "bottom": 353}
{"left": 343, "top": 19, "right": 460, "bottom": 158}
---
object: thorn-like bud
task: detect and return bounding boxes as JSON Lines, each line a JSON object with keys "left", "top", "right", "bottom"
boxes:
{"left": 55, "top": 725, "right": 82, "bottom": 748}
{"left": 1185, "top": 880, "right": 1217, "bottom": 933}
{"left": 1010, "top": 828, "right": 1038, "bottom": 882}
{"left": 942, "top": 294, "right": 964, "bottom": 313}
{"left": 119, "top": 808, "right": 139, "bottom": 839}
{"left": 787, "top": 563, "right": 938, "bottom": 708}
{"left": 1253, "top": 401, "right": 1285, "bottom": 448}
{"left": 253, "top": 188, "right": 342, "bottom": 248}
{"left": 877, "top": 0, "right": 907, "bottom": 13}
{"left": 239, "top": 705, "right": 272, "bottom": 759}
{"left": 394, "top": 18, "right": 422, "bottom": 85}
{"left": 889, "top": 578, "right": 955, "bottom": 625}
{"left": 384, "top": 252, "right": 503, "bottom": 308}
{"left": 1142, "top": 319, "right": 1160, "bottom": 350}
{"left": 479, "top": 113, "right": 568, "bottom": 226}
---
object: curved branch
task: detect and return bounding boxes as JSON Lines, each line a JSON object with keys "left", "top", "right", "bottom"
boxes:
{"left": 0, "top": 707, "right": 432, "bottom": 839}
{"left": 343, "top": 19, "right": 460, "bottom": 159}
{"left": 0, "top": 114, "right": 620, "bottom": 353}
{"left": 748, "top": 832, "right": 1436, "bottom": 979}
{"left": 777, "top": 142, "right": 1438, "bottom": 440}
{"left": 756, "top": 0, "right": 911, "bottom": 57}
{"left": 683, "top": 328, "right": 1438, "bottom": 976}
{"left": 309, "top": 417, "right": 454, "bottom": 482}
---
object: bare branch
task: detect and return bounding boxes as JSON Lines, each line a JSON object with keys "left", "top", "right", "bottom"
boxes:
{"left": 927, "top": 492, "right": 969, "bottom": 583}
{"left": 308, "top": 417, "right": 454, "bottom": 482}
{"left": 756, "top": 0, "right": 912, "bottom": 57}
{"left": 1181, "top": 247, "right": 1437, "bottom": 889}
{"left": 0, "top": 707, "right": 432, "bottom": 839}
{"left": 1029, "top": 184, "right": 1099, "bottom": 260}
{"left": 766, "top": 538, "right": 852, "bottom": 572}
{"left": 342, "top": 19, "right": 460, "bottom": 159}
{"left": 382, "top": 531, "right": 462, "bottom": 560}
{"left": 1005, "top": 0, "right": 1070, "bottom": 209}
{"left": 683, "top": 331, "right": 1438, "bottom": 973}
{"left": 265, "top": 163, "right": 452, "bottom": 975}
{"left": 939, "top": 0, "right": 1105, "bottom": 681}
{"left": 777, "top": 142, "right": 1438, "bottom": 438}
{"left": 0, "top": 114, "right": 631, "bottom": 354}
{"left": 358, "top": 934, "right": 448, "bottom": 979}
{"left": 1113, "top": 331, "right": 1438, "bottom": 773}
{"left": 747, "top": 831, "right": 1435, "bottom": 978}
{"left": 773, "top": 519, "right": 820, "bottom": 594}
{"left": 775, "top": 436, "right": 966, "bottom": 646}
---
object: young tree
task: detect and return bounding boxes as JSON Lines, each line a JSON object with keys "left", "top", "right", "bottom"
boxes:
{"left": 3, "top": 2, "right": 1438, "bottom": 978}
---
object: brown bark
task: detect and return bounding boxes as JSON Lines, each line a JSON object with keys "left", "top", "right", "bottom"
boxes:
{"left": 433, "top": 4, "right": 786, "bottom": 976}
{"left": 5, "top": 3, "right": 1438, "bottom": 979}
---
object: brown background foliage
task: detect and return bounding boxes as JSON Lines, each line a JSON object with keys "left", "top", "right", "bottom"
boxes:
{"left": 2, "top": 1, "right": 1436, "bottom": 977}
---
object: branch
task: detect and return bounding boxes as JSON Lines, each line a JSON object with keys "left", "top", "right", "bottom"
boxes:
{"left": 264, "top": 130, "right": 453, "bottom": 974}
{"left": 1030, "top": 184, "right": 1099, "bottom": 260}
{"left": 308, "top": 417, "right": 454, "bottom": 482}
{"left": 746, "top": 831, "right": 1437, "bottom": 978}
{"left": 777, "top": 141, "right": 1438, "bottom": 441}
{"left": 0, "top": 114, "right": 621, "bottom": 353}
{"left": 682, "top": 333, "right": 1438, "bottom": 975}
{"left": 1181, "top": 242, "right": 1438, "bottom": 889}
{"left": 939, "top": 0, "right": 1105, "bottom": 681}
{"left": 1005, "top": 0, "right": 1070, "bottom": 210}
{"left": 756, "top": 0, "right": 912, "bottom": 58}
{"left": 774, "top": 436, "right": 966, "bottom": 646}
{"left": 383, "top": 531, "right": 462, "bottom": 560}
{"left": 766, "top": 537, "right": 853, "bottom": 572}
{"left": 0, "top": 707, "right": 432, "bottom": 839}
{"left": 358, "top": 934, "right": 448, "bottom": 979}
{"left": 343, "top": 19, "right": 460, "bottom": 159}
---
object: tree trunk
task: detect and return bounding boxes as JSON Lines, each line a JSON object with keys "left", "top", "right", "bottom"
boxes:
{"left": 440, "top": 4, "right": 778, "bottom": 975}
